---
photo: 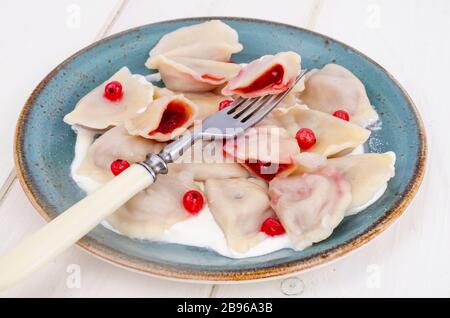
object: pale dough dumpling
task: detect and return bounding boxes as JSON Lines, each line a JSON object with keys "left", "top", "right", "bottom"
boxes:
{"left": 328, "top": 152, "right": 396, "bottom": 215}
{"left": 77, "top": 126, "right": 164, "bottom": 183}
{"left": 64, "top": 67, "right": 153, "bottom": 130}
{"left": 270, "top": 106, "right": 370, "bottom": 157}
{"left": 148, "top": 20, "right": 243, "bottom": 61}
{"left": 148, "top": 56, "right": 242, "bottom": 92}
{"left": 269, "top": 166, "right": 352, "bottom": 250}
{"left": 153, "top": 86, "right": 228, "bottom": 121}
{"left": 146, "top": 20, "right": 243, "bottom": 92}
{"left": 125, "top": 94, "right": 198, "bottom": 142}
{"left": 223, "top": 126, "right": 300, "bottom": 164}
{"left": 299, "top": 64, "right": 378, "bottom": 127}
{"left": 205, "top": 178, "right": 274, "bottom": 253}
{"left": 222, "top": 51, "right": 301, "bottom": 97}
{"left": 108, "top": 170, "right": 199, "bottom": 239}
{"left": 223, "top": 126, "right": 300, "bottom": 180}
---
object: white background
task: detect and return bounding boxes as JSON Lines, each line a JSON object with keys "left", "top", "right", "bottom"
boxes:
{"left": 0, "top": 0, "right": 448, "bottom": 297}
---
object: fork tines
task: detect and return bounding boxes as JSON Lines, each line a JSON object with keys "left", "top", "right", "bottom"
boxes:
{"left": 225, "top": 70, "right": 308, "bottom": 126}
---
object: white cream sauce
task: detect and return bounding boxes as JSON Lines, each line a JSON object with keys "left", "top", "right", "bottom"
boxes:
{"left": 70, "top": 127, "right": 386, "bottom": 258}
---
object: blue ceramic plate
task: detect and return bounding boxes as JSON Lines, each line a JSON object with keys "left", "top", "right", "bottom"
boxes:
{"left": 15, "top": 17, "right": 426, "bottom": 281}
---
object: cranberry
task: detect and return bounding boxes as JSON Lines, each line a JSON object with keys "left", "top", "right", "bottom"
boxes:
{"left": 218, "top": 99, "right": 233, "bottom": 111}
{"left": 333, "top": 109, "right": 350, "bottom": 121}
{"left": 261, "top": 217, "right": 286, "bottom": 236}
{"left": 296, "top": 128, "right": 316, "bottom": 150}
{"left": 110, "top": 159, "right": 130, "bottom": 176}
{"left": 104, "top": 81, "right": 123, "bottom": 101}
{"left": 183, "top": 190, "right": 204, "bottom": 215}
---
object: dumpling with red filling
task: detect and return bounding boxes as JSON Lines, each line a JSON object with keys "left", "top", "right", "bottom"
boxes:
{"left": 223, "top": 126, "right": 300, "bottom": 180}
{"left": 125, "top": 95, "right": 198, "bottom": 142}
{"left": 146, "top": 20, "right": 243, "bottom": 92}
{"left": 77, "top": 126, "right": 164, "bottom": 183}
{"left": 108, "top": 169, "right": 199, "bottom": 239}
{"left": 270, "top": 106, "right": 370, "bottom": 157}
{"left": 222, "top": 51, "right": 301, "bottom": 98}
{"left": 147, "top": 56, "right": 241, "bottom": 92}
{"left": 269, "top": 166, "right": 352, "bottom": 250}
{"left": 154, "top": 86, "right": 230, "bottom": 121}
{"left": 205, "top": 177, "right": 274, "bottom": 252}
{"left": 64, "top": 67, "right": 154, "bottom": 130}
{"left": 298, "top": 64, "right": 378, "bottom": 127}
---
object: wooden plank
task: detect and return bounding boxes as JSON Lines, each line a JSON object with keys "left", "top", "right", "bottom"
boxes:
{"left": 0, "top": 0, "right": 123, "bottom": 187}
{"left": 108, "top": 0, "right": 319, "bottom": 34}
{"left": 0, "top": 181, "right": 211, "bottom": 297}
{"left": 215, "top": 0, "right": 450, "bottom": 297}
{"left": 0, "top": 0, "right": 213, "bottom": 297}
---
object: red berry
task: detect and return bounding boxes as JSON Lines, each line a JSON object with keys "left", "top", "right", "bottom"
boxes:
{"left": 218, "top": 99, "right": 233, "bottom": 111}
{"left": 261, "top": 217, "right": 286, "bottom": 236}
{"left": 110, "top": 159, "right": 130, "bottom": 176}
{"left": 104, "top": 81, "right": 123, "bottom": 101}
{"left": 333, "top": 109, "right": 350, "bottom": 121}
{"left": 183, "top": 190, "right": 204, "bottom": 215}
{"left": 296, "top": 128, "right": 316, "bottom": 150}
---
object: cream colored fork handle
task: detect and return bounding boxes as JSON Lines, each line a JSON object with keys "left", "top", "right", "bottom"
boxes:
{"left": 0, "top": 164, "right": 154, "bottom": 291}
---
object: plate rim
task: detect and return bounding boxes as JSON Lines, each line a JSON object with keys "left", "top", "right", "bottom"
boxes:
{"left": 14, "top": 16, "right": 427, "bottom": 282}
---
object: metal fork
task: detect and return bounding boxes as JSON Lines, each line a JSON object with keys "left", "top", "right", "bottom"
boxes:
{"left": 141, "top": 70, "right": 307, "bottom": 175}
{"left": 0, "top": 70, "right": 307, "bottom": 291}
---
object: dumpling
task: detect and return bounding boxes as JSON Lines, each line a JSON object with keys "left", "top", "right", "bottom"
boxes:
{"left": 298, "top": 64, "right": 378, "bottom": 127}
{"left": 270, "top": 106, "right": 370, "bottom": 157}
{"left": 256, "top": 104, "right": 309, "bottom": 128}
{"left": 64, "top": 67, "right": 153, "bottom": 130}
{"left": 223, "top": 126, "right": 300, "bottom": 180}
{"left": 176, "top": 139, "right": 249, "bottom": 181}
{"left": 146, "top": 20, "right": 243, "bottom": 92}
{"left": 153, "top": 86, "right": 228, "bottom": 121}
{"left": 77, "top": 126, "right": 164, "bottom": 183}
{"left": 328, "top": 152, "right": 396, "bottom": 215}
{"left": 223, "top": 126, "right": 300, "bottom": 163}
{"left": 222, "top": 51, "right": 301, "bottom": 97}
{"left": 147, "top": 56, "right": 241, "bottom": 92}
{"left": 107, "top": 170, "right": 199, "bottom": 239}
{"left": 205, "top": 178, "right": 274, "bottom": 252}
{"left": 269, "top": 166, "right": 352, "bottom": 250}
{"left": 148, "top": 20, "right": 243, "bottom": 61}
{"left": 125, "top": 94, "right": 198, "bottom": 142}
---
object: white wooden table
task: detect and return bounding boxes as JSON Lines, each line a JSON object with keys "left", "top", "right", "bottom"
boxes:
{"left": 0, "top": 0, "right": 447, "bottom": 297}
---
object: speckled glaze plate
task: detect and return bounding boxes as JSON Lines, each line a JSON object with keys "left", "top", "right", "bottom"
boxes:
{"left": 14, "top": 17, "right": 426, "bottom": 282}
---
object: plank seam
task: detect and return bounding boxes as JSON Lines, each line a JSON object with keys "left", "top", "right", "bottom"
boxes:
{"left": 95, "top": 0, "right": 130, "bottom": 40}
{"left": 307, "top": 0, "right": 325, "bottom": 30}
{"left": 0, "top": 169, "right": 17, "bottom": 206}
{"left": 207, "top": 284, "right": 218, "bottom": 298}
